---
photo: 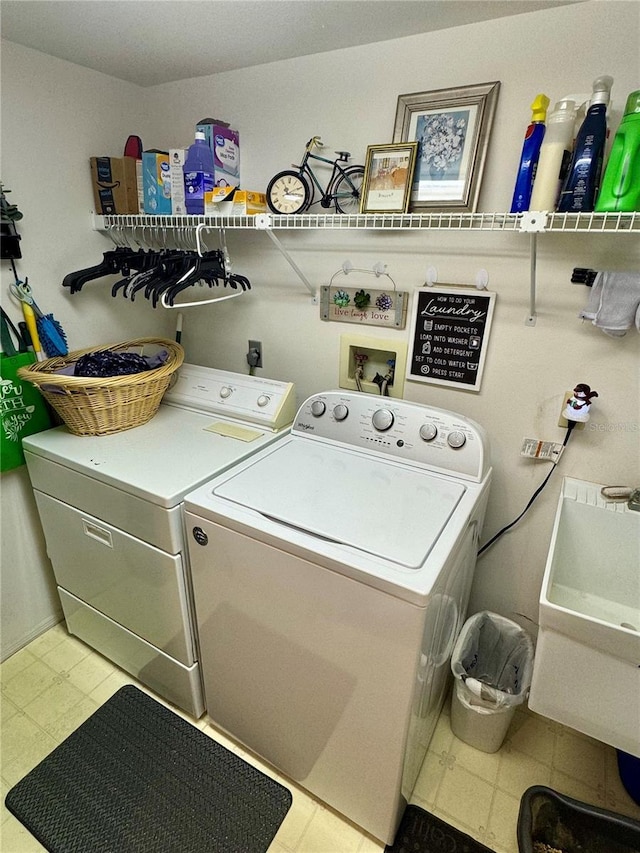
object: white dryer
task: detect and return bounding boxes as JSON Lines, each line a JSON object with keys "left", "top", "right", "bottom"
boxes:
{"left": 184, "top": 390, "right": 492, "bottom": 844}
{"left": 22, "top": 365, "right": 296, "bottom": 718}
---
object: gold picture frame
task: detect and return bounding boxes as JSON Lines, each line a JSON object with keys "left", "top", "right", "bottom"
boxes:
{"left": 393, "top": 81, "right": 500, "bottom": 212}
{"left": 360, "top": 142, "right": 418, "bottom": 214}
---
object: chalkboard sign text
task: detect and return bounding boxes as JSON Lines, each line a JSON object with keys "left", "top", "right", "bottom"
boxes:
{"left": 407, "top": 286, "right": 496, "bottom": 391}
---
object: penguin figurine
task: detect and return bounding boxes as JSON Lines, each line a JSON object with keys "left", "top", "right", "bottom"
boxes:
{"left": 563, "top": 383, "right": 599, "bottom": 422}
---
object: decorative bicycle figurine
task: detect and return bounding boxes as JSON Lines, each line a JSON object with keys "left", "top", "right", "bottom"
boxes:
{"left": 266, "top": 136, "right": 365, "bottom": 214}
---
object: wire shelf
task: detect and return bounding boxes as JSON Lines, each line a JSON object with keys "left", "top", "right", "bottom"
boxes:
{"left": 258, "top": 212, "right": 522, "bottom": 231}
{"left": 98, "top": 211, "right": 640, "bottom": 234}
{"left": 544, "top": 211, "right": 639, "bottom": 232}
{"left": 91, "top": 211, "right": 638, "bottom": 324}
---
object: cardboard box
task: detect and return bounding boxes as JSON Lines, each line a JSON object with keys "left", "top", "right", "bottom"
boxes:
{"left": 90, "top": 156, "right": 139, "bottom": 215}
{"left": 196, "top": 119, "right": 240, "bottom": 188}
{"left": 231, "top": 190, "right": 266, "bottom": 216}
{"left": 169, "top": 148, "right": 188, "bottom": 215}
{"left": 204, "top": 188, "right": 267, "bottom": 216}
{"left": 135, "top": 160, "right": 144, "bottom": 214}
{"left": 142, "top": 150, "right": 172, "bottom": 214}
{"left": 204, "top": 186, "right": 235, "bottom": 215}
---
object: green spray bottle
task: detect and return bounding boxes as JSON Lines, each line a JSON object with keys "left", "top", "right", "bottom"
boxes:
{"left": 595, "top": 90, "right": 640, "bottom": 212}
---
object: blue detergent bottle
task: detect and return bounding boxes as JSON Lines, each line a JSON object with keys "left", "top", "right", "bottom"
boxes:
{"left": 557, "top": 75, "right": 613, "bottom": 212}
{"left": 183, "top": 131, "right": 215, "bottom": 215}
{"left": 510, "top": 94, "right": 550, "bottom": 213}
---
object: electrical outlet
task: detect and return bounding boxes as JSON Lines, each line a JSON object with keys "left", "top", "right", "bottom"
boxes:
{"left": 248, "top": 340, "right": 262, "bottom": 368}
{"left": 558, "top": 390, "right": 585, "bottom": 430}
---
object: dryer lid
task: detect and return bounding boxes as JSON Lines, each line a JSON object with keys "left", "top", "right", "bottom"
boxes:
{"left": 212, "top": 440, "right": 465, "bottom": 568}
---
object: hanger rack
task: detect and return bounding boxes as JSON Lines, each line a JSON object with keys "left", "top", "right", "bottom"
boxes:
{"left": 329, "top": 260, "right": 397, "bottom": 290}
{"left": 424, "top": 266, "right": 489, "bottom": 290}
{"left": 571, "top": 267, "right": 598, "bottom": 286}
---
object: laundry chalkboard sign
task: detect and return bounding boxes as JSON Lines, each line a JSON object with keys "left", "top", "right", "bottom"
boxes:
{"left": 407, "top": 286, "right": 496, "bottom": 391}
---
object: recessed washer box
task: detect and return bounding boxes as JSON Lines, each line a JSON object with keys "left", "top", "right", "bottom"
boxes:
{"left": 339, "top": 334, "right": 408, "bottom": 399}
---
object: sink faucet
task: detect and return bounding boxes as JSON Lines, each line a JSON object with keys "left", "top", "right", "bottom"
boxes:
{"left": 600, "top": 485, "right": 640, "bottom": 511}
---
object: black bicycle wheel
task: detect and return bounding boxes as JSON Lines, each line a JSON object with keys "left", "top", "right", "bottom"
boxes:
{"left": 266, "top": 170, "right": 311, "bottom": 214}
{"left": 332, "top": 165, "right": 365, "bottom": 213}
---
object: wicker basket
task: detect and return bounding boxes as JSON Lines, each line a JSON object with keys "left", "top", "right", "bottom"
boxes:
{"left": 17, "top": 338, "right": 184, "bottom": 436}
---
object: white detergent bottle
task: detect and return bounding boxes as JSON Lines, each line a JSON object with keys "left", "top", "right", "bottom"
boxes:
{"left": 530, "top": 99, "right": 577, "bottom": 211}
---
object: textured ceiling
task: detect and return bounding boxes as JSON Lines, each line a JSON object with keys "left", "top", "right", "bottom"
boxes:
{"left": 1, "top": 1, "right": 582, "bottom": 87}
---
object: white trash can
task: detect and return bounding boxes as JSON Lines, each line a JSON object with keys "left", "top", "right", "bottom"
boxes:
{"left": 450, "top": 611, "right": 534, "bottom": 753}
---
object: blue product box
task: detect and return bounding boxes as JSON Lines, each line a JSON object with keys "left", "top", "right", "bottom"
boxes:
{"left": 142, "top": 150, "right": 172, "bottom": 214}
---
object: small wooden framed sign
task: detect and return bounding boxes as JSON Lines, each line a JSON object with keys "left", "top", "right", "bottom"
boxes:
{"left": 406, "top": 286, "right": 496, "bottom": 391}
{"left": 320, "top": 285, "right": 408, "bottom": 328}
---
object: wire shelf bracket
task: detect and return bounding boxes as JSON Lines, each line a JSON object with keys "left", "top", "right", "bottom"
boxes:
{"left": 254, "top": 215, "right": 317, "bottom": 301}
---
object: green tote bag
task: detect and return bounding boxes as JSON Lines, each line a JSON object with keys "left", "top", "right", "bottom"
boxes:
{"left": 1, "top": 351, "right": 52, "bottom": 472}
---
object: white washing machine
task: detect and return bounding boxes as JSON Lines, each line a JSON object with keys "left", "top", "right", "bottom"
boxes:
{"left": 184, "top": 390, "right": 492, "bottom": 844}
{"left": 22, "top": 365, "right": 296, "bottom": 718}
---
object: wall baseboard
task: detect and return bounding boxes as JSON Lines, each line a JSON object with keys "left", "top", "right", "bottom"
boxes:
{"left": 1, "top": 612, "right": 64, "bottom": 663}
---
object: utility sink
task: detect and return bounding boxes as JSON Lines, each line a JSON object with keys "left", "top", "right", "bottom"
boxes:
{"left": 529, "top": 477, "right": 640, "bottom": 757}
{"left": 542, "top": 477, "right": 640, "bottom": 661}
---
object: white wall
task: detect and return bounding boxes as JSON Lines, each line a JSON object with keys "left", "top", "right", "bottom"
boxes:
{"left": 146, "top": 0, "right": 640, "bottom": 629}
{"left": 1, "top": 1, "right": 638, "bottom": 657}
{"left": 0, "top": 42, "right": 174, "bottom": 658}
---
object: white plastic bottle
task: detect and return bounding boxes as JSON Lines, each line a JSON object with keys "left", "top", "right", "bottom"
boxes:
{"left": 530, "top": 99, "right": 577, "bottom": 211}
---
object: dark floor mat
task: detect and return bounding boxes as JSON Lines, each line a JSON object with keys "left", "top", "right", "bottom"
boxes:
{"left": 386, "top": 804, "right": 495, "bottom": 853}
{"left": 5, "top": 684, "right": 292, "bottom": 853}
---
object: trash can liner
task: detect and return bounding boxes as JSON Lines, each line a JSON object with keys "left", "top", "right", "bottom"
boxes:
{"left": 451, "top": 611, "right": 534, "bottom": 710}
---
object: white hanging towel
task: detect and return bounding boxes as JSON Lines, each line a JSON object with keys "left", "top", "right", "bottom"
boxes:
{"left": 579, "top": 270, "right": 640, "bottom": 337}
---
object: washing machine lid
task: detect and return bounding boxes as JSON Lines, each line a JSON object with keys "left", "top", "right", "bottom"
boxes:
{"left": 212, "top": 439, "right": 465, "bottom": 568}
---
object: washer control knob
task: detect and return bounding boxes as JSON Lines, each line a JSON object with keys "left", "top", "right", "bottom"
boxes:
{"left": 220, "top": 386, "right": 232, "bottom": 399}
{"left": 447, "top": 430, "right": 467, "bottom": 449}
{"left": 310, "top": 399, "right": 326, "bottom": 417}
{"left": 257, "top": 394, "right": 270, "bottom": 407}
{"left": 333, "top": 404, "right": 348, "bottom": 421}
{"left": 372, "top": 408, "right": 394, "bottom": 432}
{"left": 419, "top": 423, "right": 438, "bottom": 442}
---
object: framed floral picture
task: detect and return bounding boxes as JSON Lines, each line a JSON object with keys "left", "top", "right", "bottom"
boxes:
{"left": 392, "top": 81, "right": 500, "bottom": 212}
{"left": 360, "top": 142, "right": 418, "bottom": 213}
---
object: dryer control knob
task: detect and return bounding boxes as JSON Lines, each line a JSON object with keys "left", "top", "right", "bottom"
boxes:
{"left": 310, "top": 399, "right": 326, "bottom": 417}
{"left": 333, "top": 404, "right": 348, "bottom": 421}
{"left": 372, "top": 408, "right": 394, "bottom": 431}
{"left": 192, "top": 527, "right": 208, "bottom": 546}
{"left": 257, "top": 394, "right": 270, "bottom": 407}
{"left": 220, "top": 386, "right": 233, "bottom": 399}
{"left": 447, "top": 430, "right": 467, "bottom": 449}
{"left": 419, "top": 423, "right": 438, "bottom": 442}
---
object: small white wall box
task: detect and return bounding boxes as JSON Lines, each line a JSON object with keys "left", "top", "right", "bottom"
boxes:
{"left": 339, "top": 334, "right": 408, "bottom": 399}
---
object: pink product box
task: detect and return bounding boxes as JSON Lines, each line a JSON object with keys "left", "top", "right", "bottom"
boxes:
{"left": 196, "top": 120, "right": 240, "bottom": 187}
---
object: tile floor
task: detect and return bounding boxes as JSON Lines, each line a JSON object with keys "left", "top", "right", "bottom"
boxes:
{"left": 2, "top": 624, "right": 639, "bottom": 853}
